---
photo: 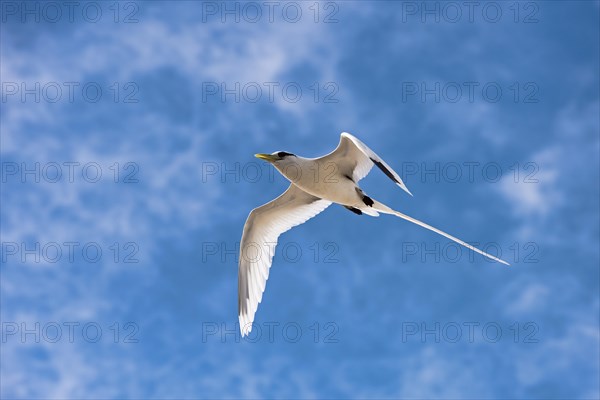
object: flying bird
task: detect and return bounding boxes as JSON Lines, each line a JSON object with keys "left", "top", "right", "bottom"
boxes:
{"left": 238, "top": 132, "right": 508, "bottom": 337}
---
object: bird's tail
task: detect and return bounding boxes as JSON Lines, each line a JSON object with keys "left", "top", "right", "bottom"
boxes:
{"left": 369, "top": 199, "right": 510, "bottom": 265}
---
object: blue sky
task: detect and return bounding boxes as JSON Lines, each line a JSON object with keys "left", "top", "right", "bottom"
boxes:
{"left": 1, "top": 1, "right": 598, "bottom": 398}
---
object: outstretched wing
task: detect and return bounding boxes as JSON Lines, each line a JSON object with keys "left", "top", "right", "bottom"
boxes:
{"left": 238, "top": 184, "right": 331, "bottom": 337}
{"left": 324, "top": 132, "right": 412, "bottom": 195}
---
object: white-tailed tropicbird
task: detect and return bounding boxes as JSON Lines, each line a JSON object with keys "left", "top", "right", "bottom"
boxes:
{"left": 238, "top": 132, "right": 508, "bottom": 337}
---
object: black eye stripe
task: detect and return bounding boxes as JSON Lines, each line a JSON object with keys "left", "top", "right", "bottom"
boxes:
{"left": 277, "top": 151, "right": 295, "bottom": 158}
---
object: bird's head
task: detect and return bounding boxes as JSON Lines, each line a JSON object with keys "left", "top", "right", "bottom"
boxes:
{"left": 254, "top": 151, "right": 296, "bottom": 164}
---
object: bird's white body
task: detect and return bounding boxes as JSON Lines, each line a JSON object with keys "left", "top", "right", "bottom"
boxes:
{"left": 237, "top": 132, "right": 509, "bottom": 337}
{"left": 272, "top": 157, "right": 363, "bottom": 208}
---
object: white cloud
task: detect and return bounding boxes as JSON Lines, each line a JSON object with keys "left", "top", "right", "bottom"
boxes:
{"left": 495, "top": 101, "right": 599, "bottom": 244}
{"left": 497, "top": 147, "right": 561, "bottom": 218}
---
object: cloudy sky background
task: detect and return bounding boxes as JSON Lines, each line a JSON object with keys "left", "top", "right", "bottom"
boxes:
{"left": 1, "top": 1, "right": 599, "bottom": 398}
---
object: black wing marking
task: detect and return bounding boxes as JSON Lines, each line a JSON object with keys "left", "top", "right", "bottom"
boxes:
{"left": 370, "top": 157, "right": 400, "bottom": 185}
{"left": 344, "top": 206, "right": 363, "bottom": 215}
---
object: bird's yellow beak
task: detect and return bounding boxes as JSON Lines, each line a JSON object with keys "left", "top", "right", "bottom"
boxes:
{"left": 255, "top": 153, "right": 278, "bottom": 162}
